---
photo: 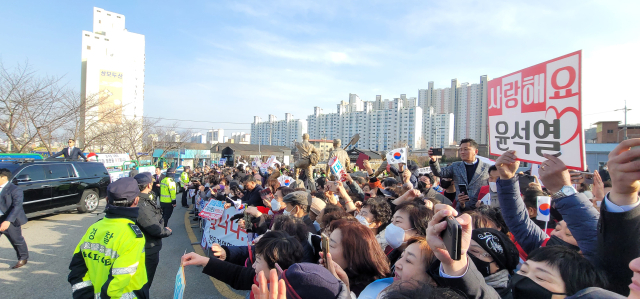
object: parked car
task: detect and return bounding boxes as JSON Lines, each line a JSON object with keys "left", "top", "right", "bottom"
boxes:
{"left": 0, "top": 160, "right": 110, "bottom": 215}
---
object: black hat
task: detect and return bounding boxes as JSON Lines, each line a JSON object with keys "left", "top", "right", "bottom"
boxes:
{"left": 107, "top": 177, "right": 140, "bottom": 205}
{"left": 134, "top": 172, "right": 153, "bottom": 186}
{"left": 166, "top": 168, "right": 176, "bottom": 175}
{"left": 129, "top": 169, "right": 139, "bottom": 177}
{"left": 471, "top": 228, "right": 520, "bottom": 274}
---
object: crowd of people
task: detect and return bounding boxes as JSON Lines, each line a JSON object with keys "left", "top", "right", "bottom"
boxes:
{"left": 66, "top": 137, "right": 640, "bottom": 299}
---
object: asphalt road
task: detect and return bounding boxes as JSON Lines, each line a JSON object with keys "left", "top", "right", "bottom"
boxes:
{"left": 0, "top": 195, "right": 248, "bottom": 299}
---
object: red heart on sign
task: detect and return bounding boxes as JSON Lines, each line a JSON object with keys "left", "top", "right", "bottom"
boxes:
{"left": 545, "top": 106, "right": 580, "bottom": 145}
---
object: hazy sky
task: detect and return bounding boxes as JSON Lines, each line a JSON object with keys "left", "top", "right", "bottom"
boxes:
{"left": 1, "top": 0, "right": 639, "bottom": 136}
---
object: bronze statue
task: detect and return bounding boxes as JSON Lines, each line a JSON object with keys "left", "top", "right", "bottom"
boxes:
{"left": 294, "top": 134, "right": 319, "bottom": 183}
{"left": 326, "top": 139, "right": 351, "bottom": 178}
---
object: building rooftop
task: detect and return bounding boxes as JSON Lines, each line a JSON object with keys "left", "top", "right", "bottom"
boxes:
{"left": 592, "top": 121, "right": 621, "bottom": 125}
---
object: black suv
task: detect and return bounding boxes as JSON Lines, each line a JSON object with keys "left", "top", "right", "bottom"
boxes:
{"left": 0, "top": 160, "right": 110, "bottom": 215}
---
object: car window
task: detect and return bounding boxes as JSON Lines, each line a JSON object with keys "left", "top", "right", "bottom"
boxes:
{"left": 47, "top": 164, "right": 71, "bottom": 179}
{"left": 79, "top": 163, "right": 109, "bottom": 177}
{"left": 66, "top": 164, "right": 78, "bottom": 177}
{"left": 16, "top": 165, "right": 47, "bottom": 181}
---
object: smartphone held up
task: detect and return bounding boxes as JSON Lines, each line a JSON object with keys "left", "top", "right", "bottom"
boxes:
{"left": 440, "top": 216, "right": 462, "bottom": 261}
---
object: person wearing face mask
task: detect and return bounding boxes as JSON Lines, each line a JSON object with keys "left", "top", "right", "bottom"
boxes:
{"left": 417, "top": 174, "right": 452, "bottom": 206}
{"left": 356, "top": 197, "right": 392, "bottom": 250}
{"left": 477, "top": 166, "right": 500, "bottom": 208}
{"left": 494, "top": 151, "right": 600, "bottom": 265}
{"left": 384, "top": 201, "right": 432, "bottom": 266}
{"left": 282, "top": 191, "right": 317, "bottom": 235}
{"left": 467, "top": 228, "right": 520, "bottom": 297}
{"left": 426, "top": 204, "right": 609, "bottom": 299}
{"left": 440, "top": 178, "right": 457, "bottom": 203}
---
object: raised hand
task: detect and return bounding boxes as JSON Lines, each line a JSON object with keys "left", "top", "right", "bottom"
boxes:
{"left": 181, "top": 252, "right": 209, "bottom": 267}
{"left": 495, "top": 150, "right": 520, "bottom": 180}
{"left": 606, "top": 139, "right": 640, "bottom": 205}
{"left": 539, "top": 154, "right": 572, "bottom": 195}
{"left": 426, "top": 204, "right": 472, "bottom": 276}
{"left": 251, "top": 269, "right": 286, "bottom": 299}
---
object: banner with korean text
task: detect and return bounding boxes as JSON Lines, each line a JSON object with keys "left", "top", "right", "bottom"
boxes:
{"left": 488, "top": 51, "right": 586, "bottom": 170}
{"left": 201, "top": 207, "right": 248, "bottom": 250}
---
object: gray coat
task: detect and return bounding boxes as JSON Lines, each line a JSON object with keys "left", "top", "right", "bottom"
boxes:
{"left": 429, "top": 159, "right": 491, "bottom": 210}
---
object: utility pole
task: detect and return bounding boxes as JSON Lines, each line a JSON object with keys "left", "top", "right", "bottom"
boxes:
{"left": 615, "top": 100, "right": 632, "bottom": 141}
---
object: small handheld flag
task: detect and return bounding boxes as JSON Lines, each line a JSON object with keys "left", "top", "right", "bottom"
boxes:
{"left": 386, "top": 148, "right": 408, "bottom": 164}
{"left": 536, "top": 196, "right": 551, "bottom": 222}
{"left": 278, "top": 176, "right": 293, "bottom": 187}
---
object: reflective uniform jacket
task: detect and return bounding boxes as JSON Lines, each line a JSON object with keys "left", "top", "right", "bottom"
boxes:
{"left": 160, "top": 177, "right": 177, "bottom": 204}
{"left": 179, "top": 171, "right": 189, "bottom": 189}
{"left": 68, "top": 206, "right": 147, "bottom": 299}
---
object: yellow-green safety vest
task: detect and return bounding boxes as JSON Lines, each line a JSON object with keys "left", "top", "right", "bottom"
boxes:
{"left": 160, "top": 177, "right": 177, "bottom": 203}
{"left": 69, "top": 217, "right": 147, "bottom": 298}
{"left": 179, "top": 171, "right": 190, "bottom": 187}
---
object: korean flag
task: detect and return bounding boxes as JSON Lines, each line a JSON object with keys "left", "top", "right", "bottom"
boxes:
{"left": 536, "top": 196, "right": 551, "bottom": 222}
{"left": 386, "top": 148, "right": 407, "bottom": 164}
{"left": 278, "top": 176, "right": 293, "bottom": 187}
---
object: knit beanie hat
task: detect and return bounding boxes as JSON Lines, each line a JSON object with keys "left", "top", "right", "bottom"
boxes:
{"left": 471, "top": 228, "right": 520, "bottom": 274}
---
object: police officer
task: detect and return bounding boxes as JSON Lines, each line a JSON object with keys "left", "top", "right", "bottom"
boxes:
{"left": 160, "top": 168, "right": 177, "bottom": 226}
{"left": 68, "top": 177, "right": 147, "bottom": 299}
{"left": 179, "top": 166, "right": 191, "bottom": 208}
{"left": 134, "top": 172, "right": 172, "bottom": 290}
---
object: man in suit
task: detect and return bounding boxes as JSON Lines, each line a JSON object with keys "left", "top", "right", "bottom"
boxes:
{"left": 49, "top": 139, "right": 88, "bottom": 161}
{"left": 429, "top": 138, "right": 491, "bottom": 211}
{"left": 152, "top": 167, "right": 163, "bottom": 197}
{"left": 0, "top": 168, "right": 29, "bottom": 269}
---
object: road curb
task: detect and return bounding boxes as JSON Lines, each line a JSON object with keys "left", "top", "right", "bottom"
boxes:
{"left": 183, "top": 210, "right": 244, "bottom": 298}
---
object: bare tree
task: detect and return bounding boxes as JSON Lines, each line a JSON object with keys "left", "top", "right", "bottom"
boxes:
{"left": 0, "top": 61, "right": 75, "bottom": 153}
{"left": 152, "top": 124, "right": 193, "bottom": 160}
{"left": 96, "top": 118, "right": 158, "bottom": 164}
{"left": 0, "top": 61, "right": 127, "bottom": 154}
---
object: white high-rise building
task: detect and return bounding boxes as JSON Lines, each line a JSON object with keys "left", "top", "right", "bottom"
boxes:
{"left": 230, "top": 132, "right": 251, "bottom": 144}
{"left": 80, "top": 7, "right": 145, "bottom": 144}
{"left": 455, "top": 76, "right": 488, "bottom": 144}
{"left": 191, "top": 133, "right": 206, "bottom": 143}
{"left": 251, "top": 114, "right": 308, "bottom": 147}
{"left": 422, "top": 107, "right": 455, "bottom": 149}
{"left": 306, "top": 95, "right": 423, "bottom": 151}
{"left": 419, "top": 76, "right": 488, "bottom": 145}
{"left": 206, "top": 129, "right": 224, "bottom": 144}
